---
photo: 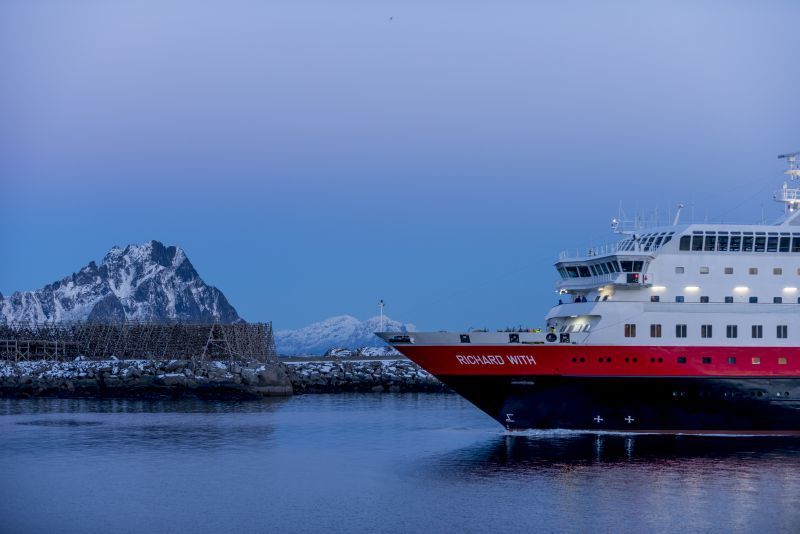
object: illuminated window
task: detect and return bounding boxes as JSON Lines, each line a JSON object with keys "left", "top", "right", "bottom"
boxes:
{"left": 650, "top": 324, "right": 662, "bottom": 338}
{"left": 779, "top": 357, "right": 788, "bottom": 365}
{"left": 752, "top": 357, "right": 761, "bottom": 365}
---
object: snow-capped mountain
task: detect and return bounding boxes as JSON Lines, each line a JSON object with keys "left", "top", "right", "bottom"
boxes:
{"left": 275, "top": 315, "right": 415, "bottom": 356}
{"left": 0, "top": 240, "right": 241, "bottom": 324}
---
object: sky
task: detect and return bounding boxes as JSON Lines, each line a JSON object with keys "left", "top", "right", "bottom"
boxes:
{"left": 1, "top": 0, "right": 799, "bottom": 331}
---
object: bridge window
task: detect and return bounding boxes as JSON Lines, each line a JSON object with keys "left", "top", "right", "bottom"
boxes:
{"left": 780, "top": 236, "right": 791, "bottom": 252}
{"left": 676, "top": 324, "right": 687, "bottom": 338}
{"left": 701, "top": 325, "right": 713, "bottom": 338}
{"left": 752, "top": 325, "right": 763, "bottom": 339}
{"left": 768, "top": 236, "right": 779, "bottom": 252}
{"left": 691, "top": 235, "right": 703, "bottom": 251}
{"left": 704, "top": 235, "right": 716, "bottom": 251}
{"left": 624, "top": 324, "right": 636, "bottom": 338}
{"left": 650, "top": 324, "right": 662, "bottom": 338}
{"left": 578, "top": 266, "right": 591, "bottom": 277}
{"left": 718, "top": 235, "right": 729, "bottom": 251}
{"left": 755, "top": 236, "right": 766, "bottom": 252}
{"left": 793, "top": 237, "right": 800, "bottom": 252}
{"left": 679, "top": 236, "right": 691, "bottom": 250}
{"left": 730, "top": 234, "right": 742, "bottom": 251}
{"left": 743, "top": 235, "right": 754, "bottom": 252}
{"left": 726, "top": 325, "right": 738, "bottom": 338}
{"left": 777, "top": 325, "right": 788, "bottom": 339}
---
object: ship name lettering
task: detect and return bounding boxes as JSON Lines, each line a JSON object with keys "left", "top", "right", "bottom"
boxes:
{"left": 506, "top": 355, "right": 537, "bottom": 365}
{"left": 455, "top": 355, "right": 505, "bottom": 365}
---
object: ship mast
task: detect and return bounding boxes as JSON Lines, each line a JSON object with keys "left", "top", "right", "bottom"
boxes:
{"left": 775, "top": 151, "right": 800, "bottom": 224}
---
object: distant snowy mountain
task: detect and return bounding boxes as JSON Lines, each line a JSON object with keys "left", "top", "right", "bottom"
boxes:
{"left": 275, "top": 315, "right": 415, "bottom": 356}
{"left": 0, "top": 240, "right": 241, "bottom": 324}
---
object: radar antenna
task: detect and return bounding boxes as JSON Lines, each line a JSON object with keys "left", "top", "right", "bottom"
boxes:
{"left": 774, "top": 151, "right": 800, "bottom": 223}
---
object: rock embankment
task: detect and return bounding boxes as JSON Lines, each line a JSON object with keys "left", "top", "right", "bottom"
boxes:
{"left": 286, "top": 359, "right": 449, "bottom": 393}
{"left": 0, "top": 359, "right": 292, "bottom": 399}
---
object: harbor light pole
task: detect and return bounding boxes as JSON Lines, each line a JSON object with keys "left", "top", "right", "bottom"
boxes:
{"left": 379, "top": 300, "right": 385, "bottom": 331}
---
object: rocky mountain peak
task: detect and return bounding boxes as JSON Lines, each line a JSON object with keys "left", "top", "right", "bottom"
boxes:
{"left": 0, "top": 240, "right": 241, "bottom": 324}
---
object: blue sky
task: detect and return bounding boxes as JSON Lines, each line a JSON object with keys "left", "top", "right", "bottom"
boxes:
{"left": 1, "top": 0, "right": 798, "bottom": 330}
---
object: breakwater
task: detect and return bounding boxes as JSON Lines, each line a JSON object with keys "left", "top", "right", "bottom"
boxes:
{"left": 0, "top": 359, "right": 292, "bottom": 399}
{"left": 0, "top": 358, "right": 449, "bottom": 398}
{"left": 286, "top": 359, "right": 449, "bottom": 393}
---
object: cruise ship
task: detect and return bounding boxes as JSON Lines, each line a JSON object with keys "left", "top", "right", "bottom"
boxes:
{"left": 378, "top": 153, "right": 800, "bottom": 433}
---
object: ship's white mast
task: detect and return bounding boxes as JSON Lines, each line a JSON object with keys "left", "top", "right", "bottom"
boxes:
{"left": 775, "top": 151, "right": 800, "bottom": 224}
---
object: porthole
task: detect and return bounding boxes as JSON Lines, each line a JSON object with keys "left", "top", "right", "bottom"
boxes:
{"left": 606, "top": 357, "right": 611, "bottom": 363}
{"left": 580, "top": 357, "right": 585, "bottom": 363}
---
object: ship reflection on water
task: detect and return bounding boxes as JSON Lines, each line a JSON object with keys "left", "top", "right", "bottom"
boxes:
{"left": 428, "top": 432, "right": 800, "bottom": 478}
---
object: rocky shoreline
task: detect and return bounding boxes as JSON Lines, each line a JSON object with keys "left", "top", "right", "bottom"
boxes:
{"left": 0, "top": 358, "right": 448, "bottom": 399}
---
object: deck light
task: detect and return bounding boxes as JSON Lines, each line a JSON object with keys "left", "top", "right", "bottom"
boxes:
{"left": 784, "top": 287, "right": 798, "bottom": 292}
{"left": 684, "top": 286, "right": 700, "bottom": 292}
{"left": 651, "top": 286, "right": 666, "bottom": 291}
{"left": 734, "top": 286, "right": 749, "bottom": 293}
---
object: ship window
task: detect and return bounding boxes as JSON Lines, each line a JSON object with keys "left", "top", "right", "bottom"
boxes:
{"left": 774, "top": 297, "right": 783, "bottom": 304}
{"left": 725, "top": 296, "right": 734, "bottom": 303}
{"left": 718, "top": 235, "right": 729, "bottom": 251}
{"left": 633, "top": 261, "right": 643, "bottom": 271}
{"left": 650, "top": 324, "right": 662, "bottom": 338}
{"left": 704, "top": 235, "right": 716, "bottom": 251}
{"left": 752, "top": 325, "right": 763, "bottom": 338}
{"left": 743, "top": 235, "right": 754, "bottom": 252}
{"left": 779, "top": 357, "right": 788, "bottom": 365}
{"left": 780, "top": 237, "right": 791, "bottom": 252}
{"left": 599, "top": 263, "right": 610, "bottom": 274}
{"left": 768, "top": 237, "right": 779, "bottom": 252}
{"left": 679, "top": 236, "right": 691, "bottom": 251}
{"left": 752, "top": 357, "right": 761, "bottom": 365}
{"left": 774, "top": 267, "right": 783, "bottom": 275}
{"left": 726, "top": 325, "right": 738, "bottom": 338}
{"left": 794, "top": 237, "right": 800, "bottom": 253}
{"left": 727, "top": 357, "right": 736, "bottom": 364}
{"left": 777, "top": 325, "right": 788, "bottom": 339}
{"left": 729, "top": 234, "right": 742, "bottom": 251}
{"left": 675, "top": 295, "right": 685, "bottom": 303}
{"left": 700, "top": 296, "right": 709, "bottom": 303}
{"left": 676, "top": 324, "right": 687, "bottom": 338}
{"left": 677, "top": 356, "right": 687, "bottom": 364}
{"left": 701, "top": 324, "right": 713, "bottom": 338}
{"left": 700, "top": 266, "right": 710, "bottom": 274}
{"left": 602, "top": 295, "right": 609, "bottom": 301}
{"left": 749, "top": 296, "right": 758, "bottom": 303}
{"left": 565, "top": 266, "right": 579, "bottom": 278}
{"left": 460, "top": 334, "right": 471, "bottom": 343}
{"left": 620, "top": 261, "right": 633, "bottom": 272}
{"left": 724, "top": 267, "right": 734, "bottom": 274}
{"left": 583, "top": 324, "right": 591, "bottom": 332}
{"left": 755, "top": 236, "right": 766, "bottom": 252}
{"left": 578, "top": 266, "right": 591, "bottom": 277}
{"left": 610, "top": 261, "right": 620, "bottom": 273}
{"left": 702, "top": 357, "right": 712, "bottom": 364}
{"left": 675, "top": 266, "right": 685, "bottom": 274}
{"left": 624, "top": 324, "right": 636, "bottom": 338}
{"left": 691, "top": 235, "right": 703, "bottom": 251}
{"left": 749, "top": 267, "right": 758, "bottom": 275}
{"left": 650, "top": 295, "right": 660, "bottom": 302}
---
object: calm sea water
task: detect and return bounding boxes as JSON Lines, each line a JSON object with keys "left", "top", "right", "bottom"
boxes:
{"left": 1, "top": 394, "right": 800, "bottom": 533}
